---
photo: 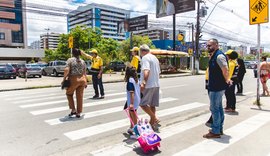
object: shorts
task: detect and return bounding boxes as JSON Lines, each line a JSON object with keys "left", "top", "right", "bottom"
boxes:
{"left": 140, "top": 87, "right": 159, "bottom": 107}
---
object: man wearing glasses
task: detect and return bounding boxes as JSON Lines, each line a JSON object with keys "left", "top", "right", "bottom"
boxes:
{"left": 204, "top": 38, "right": 231, "bottom": 138}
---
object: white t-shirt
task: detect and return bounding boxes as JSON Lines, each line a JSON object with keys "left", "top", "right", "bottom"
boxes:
{"left": 126, "top": 77, "right": 140, "bottom": 109}
{"left": 140, "top": 53, "right": 161, "bottom": 88}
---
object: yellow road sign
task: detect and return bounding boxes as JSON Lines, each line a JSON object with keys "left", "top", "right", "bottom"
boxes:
{"left": 249, "top": 0, "right": 269, "bottom": 25}
{"left": 68, "top": 36, "right": 73, "bottom": 48}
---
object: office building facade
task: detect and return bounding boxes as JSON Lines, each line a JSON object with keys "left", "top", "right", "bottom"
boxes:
{"left": 133, "top": 27, "right": 170, "bottom": 40}
{"left": 40, "top": 32, "right": 61, "bottom": 49}
{"left": 0, "top": 0, "right": 27, "bottom": 48}
{"left": 67, "top": 3, "right": 130, "bottom": 41}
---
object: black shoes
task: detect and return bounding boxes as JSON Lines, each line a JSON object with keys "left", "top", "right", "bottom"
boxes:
{"left": 92, "top": 95, "right": 99, "bottom": 99}
{"left": 99, "top": 95, "right": 105, "bottom": 99}
{"left": 68, "top": 111, "right": 76, "bottom": 117}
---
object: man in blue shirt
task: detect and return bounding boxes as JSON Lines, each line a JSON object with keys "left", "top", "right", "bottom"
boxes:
{"left": 204, "top": 39, "right": 231, "bottom": 138}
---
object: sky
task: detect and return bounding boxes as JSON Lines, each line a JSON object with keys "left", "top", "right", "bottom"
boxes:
{"left": 25, "top": 0, "right": 270, "bottom": 51}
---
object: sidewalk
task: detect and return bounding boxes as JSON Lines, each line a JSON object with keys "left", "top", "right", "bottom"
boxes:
{"left": 0, "top": 70, "right": 195, "bottom": 92}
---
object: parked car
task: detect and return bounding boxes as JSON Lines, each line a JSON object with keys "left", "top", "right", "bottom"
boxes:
{"left": 244, "top": 61, "right": 256, "bottom": 69}
{"left": 42, "top": 60, "right": 66, "bottom": 76}
{"left": 18, "top": 64, "right": 42, "bottom": 78}
{"left": 11, "top": 63, "right": 25, "bottom": 76}
{"left": 108, "top": 61, "right": 126, "bottom": 71}
{"left": 0, "top": 63, "right": 16, "bottom": 79}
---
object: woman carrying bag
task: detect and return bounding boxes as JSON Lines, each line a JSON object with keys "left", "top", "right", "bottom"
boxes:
{"left": 63, "top": 48, "right": 87, "bottom": 118}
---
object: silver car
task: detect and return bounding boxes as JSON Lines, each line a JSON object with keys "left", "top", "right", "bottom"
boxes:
{"left": 18, "top": 64, "right": 42, "bottom": 78}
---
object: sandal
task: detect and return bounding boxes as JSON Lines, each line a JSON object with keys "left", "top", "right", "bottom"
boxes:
{"left": 76, "top": 114, "right": 81, "bottom": 118}
{"left": 68, "top": 111, "right": 76, "bottom": 117}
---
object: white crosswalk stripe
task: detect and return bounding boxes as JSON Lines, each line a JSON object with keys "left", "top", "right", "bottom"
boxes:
{"left": 173, "top": 113, "right": 270, "bottom": 156}
{"left": 64, "top": 102, "right": 207, "bottom": 140}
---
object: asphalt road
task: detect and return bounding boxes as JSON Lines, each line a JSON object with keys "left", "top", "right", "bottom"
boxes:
{"left": 1, "top": 69, "right": 270, "bottom": 156}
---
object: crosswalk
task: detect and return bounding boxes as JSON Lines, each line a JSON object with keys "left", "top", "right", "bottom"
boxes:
{"left": 1, "top": 87, "right": 269, "bottom": 156}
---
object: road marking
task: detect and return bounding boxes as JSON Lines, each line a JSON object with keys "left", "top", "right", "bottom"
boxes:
{"left": 20, "top": 92, "right": 126, "bottom": 108}
{"left": 45, "top": 98, "right": 178, "bottom": 125}
{"left": 64, "top": 102, "right": 207, "bottom": 141}
{"left": 30, "top": 97, "right": 126, "bottom": 115}
{"left": 162, "top": 84, "right": 187, "bottom": 89}
{"left": 173, "top": 113, "right": 270, "bottom": 156}
{"left": 90, "top": 114, "right": 209, "bottom": 156}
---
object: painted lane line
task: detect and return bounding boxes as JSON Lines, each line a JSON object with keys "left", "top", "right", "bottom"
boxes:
{"left": 15, "top": 90, "right": 116, "bottom": 104}
{"left": 45, "top": 98, "right": 178, "bottom": 125}
{"left": 162, "top": 84, "right": 187, "bottom": 89}
{"left": 91, "top": 114, "right": 209, "bottom": 156}
{"left": 64, "top": 102, "right": 207, "bottom": 141}
{"left": 30, "top": 97, "right": 126, "bottom": 115}
{"left": 20, "top": 92, "right": 126, "bottom": 108}
{"left": 173, "top": 113, "right": 270, "bottom": 156}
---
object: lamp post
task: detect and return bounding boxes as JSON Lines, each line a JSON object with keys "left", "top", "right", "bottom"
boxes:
{"left": 200, "top": 0, "right": 225, "bottom": 31}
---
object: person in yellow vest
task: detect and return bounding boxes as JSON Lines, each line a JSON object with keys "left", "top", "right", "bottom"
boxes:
{"left": 81, "top": 49, "right": 105, "bottom": 99}
{"left": 224, "top": 50, "right": 239, "bottom": 112}
{"left": 130, "top": 47, "right": 141, "bottom": 78}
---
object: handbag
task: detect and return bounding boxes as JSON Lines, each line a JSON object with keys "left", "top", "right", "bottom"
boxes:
{"left": 61, "top": 78, "right": 70, "bottom": 90}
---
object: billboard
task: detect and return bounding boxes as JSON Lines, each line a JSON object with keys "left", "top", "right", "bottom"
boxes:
{"left": 156, "top": 0, "right": 195, "bottom": 18}
{"left": 117, "top": 15, "right": 148, "bottom": 33}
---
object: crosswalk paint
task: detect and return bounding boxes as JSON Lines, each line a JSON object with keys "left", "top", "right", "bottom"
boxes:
{"left": 64, "top": 102, "right": 207, "bottom": 141}
{"left": 90, "top": 114, "right": 209, "bottom": 156}
{"left": 162, "top": 84, "right": 187, "bottom": 89}
{"left": 30, "top": 97, "right": 126, "bottom": 115}
{"left": 172, "top": 113, "right": 270, "bottom": 156}
{"left": 45, "top": 97, "right": 178, "bottom": 125}
{"left": 20, "top": 92, "right": 126, "bottom": 108}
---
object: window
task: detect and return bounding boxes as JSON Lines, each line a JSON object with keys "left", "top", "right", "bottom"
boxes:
{"left": 0, "top": 33, "right": 5, "bottom": 40}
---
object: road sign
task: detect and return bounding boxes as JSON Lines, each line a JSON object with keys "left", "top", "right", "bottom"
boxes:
{"left": 68, "top": 36, "right": 73, "bottom": 48}
{"left": 249, "top": 0, "right": 269, "bottom": 25}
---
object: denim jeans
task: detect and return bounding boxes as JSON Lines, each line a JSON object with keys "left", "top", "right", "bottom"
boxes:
{"left": 208, "top": 90, "right": 225, "bottom": 134}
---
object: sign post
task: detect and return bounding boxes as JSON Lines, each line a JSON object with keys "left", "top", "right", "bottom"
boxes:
{"left": 249, "top": 0, "right": 269, "bottom": 106}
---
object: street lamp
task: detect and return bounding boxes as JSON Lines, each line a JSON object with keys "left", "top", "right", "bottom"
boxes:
{"left": 200, "top": 0, "right": 225, "bottom": 31}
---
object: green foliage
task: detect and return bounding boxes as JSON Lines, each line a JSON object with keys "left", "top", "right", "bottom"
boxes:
{"left": 244, "top": 54, "right": 256, "bottom": 61}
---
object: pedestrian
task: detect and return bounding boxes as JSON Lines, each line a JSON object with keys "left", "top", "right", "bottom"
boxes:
{"left": 203, "top": 38, "right": 231, "bottom": 139}
{"left": 124, "top": 66, "right": 140, "bottom": 138}
{"left": 81, "top": 49, "right": 105, "bottom": 99}
{"left": 224, "top": 50, "right": 239, "bottom": 113}
{"left": 259, "top": 56, "right": 270, "bottom": 96}
{"left": 236, "top": 57, "right": 246, "bottom": 94}
{"left": 139, "top": 44, "right": 161, "bottom": 130}
{"left": 130, "top": 46, "right": 141, "bottom": 78}
{"left": 63, "top": 48, "right": 87, "bottom": 118}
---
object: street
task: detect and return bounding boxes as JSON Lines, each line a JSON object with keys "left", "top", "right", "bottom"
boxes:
{"left": 0, "top": 70, "right": 270, "bottom": 156}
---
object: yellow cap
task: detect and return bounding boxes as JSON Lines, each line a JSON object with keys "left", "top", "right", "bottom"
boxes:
{"left": 130, "top": 47, "right": 139, "bottom": 52}
{"left": 91, "top": 49, "right": 98, "bottom": 54}
{"left": 225, "top": 49, "right": 234, "bottom": 55}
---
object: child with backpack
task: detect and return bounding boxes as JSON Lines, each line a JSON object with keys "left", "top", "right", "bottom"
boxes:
{"left": 124, "top": 66, "right": 141, "bottom": 138}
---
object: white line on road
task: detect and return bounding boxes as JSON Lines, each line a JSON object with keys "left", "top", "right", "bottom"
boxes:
{"left": 30, "top": 97, "right": 126, "bottom": 115}
{"left": 20, "top": 92, "right": 126, "bottom": 108}
{"left": 90, "top": 114, "right": 209, "bottom": 156}
{"left": 162, "top": 84, "right": 187, "bottom": 89}
{"left": 173, "top": 113, "right": 270, "bottom": 156}
{"left": 64, "top": 102, "right": 207, "bottom": 141}
{"left": 45, "top": 98, "right": 178, "bottom": 125}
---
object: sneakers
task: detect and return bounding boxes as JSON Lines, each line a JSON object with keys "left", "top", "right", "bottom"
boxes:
{"left": 127, "top": 128, "right": 134, "bottom": 135}
{"left": 99, "top": 95, "right": 105, "bottom": 99}
{"left": 203, "top": 132, "right": 221, "bottom": 139}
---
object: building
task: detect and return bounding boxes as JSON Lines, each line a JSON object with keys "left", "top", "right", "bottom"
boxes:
{"left": 40, "top": 32, "right": 61, "bottom": 49}
{"left": 67, "top": 3, "right": 130, "bottom": 41}
{"left": 133, "top": 27, "right": 169, "bottom": 40}
{"left": 0, "top": 0, "right": 27, "bottom": 48}
{"left": 30, "top": 40, "right": 40, "bottom": 49}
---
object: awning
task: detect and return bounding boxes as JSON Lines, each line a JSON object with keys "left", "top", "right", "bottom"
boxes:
{"left": 150, "top": 49, "right": 189, "bottom": 57}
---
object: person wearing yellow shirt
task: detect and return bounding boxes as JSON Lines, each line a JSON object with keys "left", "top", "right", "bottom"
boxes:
{"left": 130, "top": 47, "right": 141, "bottom": 78}
{"left": 224, "top": 50, "right": 239, "bottom": 112}
{"left": 81, "top": 49, "right": 105, "bottom": 99}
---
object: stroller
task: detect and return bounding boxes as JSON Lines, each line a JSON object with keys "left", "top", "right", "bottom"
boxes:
{"left": 125, "top": 108, "right": 161, "bottom": 153}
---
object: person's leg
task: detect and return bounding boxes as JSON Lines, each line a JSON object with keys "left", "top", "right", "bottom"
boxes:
{"left": 224, "top": 88, "right": 229, "bottom": 109}
{"left": 209, "top": 90, "right": 224, "bottom": 134}
{"left": 66, "top": 76, "right": 77, "bottom": 114}
{"left": 98, "top": 76, "right": 105, "bottom": 96}
{"left": 231, "top": 84, "right": 236, "bottom": 110}
{"left": 129, "top": 110, "right": 137, "bottom": 128}
{"left": 92, "top": 73, "right": 99, "bottom": 97}
{"left": 76, "top": 78, "right": 85, "bottom": 114}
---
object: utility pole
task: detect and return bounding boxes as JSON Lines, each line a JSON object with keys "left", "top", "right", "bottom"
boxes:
{"left": 173, "top": 14, "right": 176, "bottom": 50}
{"left": 195, "top": 0, "right": 201, "bottom": 74}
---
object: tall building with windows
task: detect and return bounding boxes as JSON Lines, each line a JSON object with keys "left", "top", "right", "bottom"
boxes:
{"left": 40, "top": 32, "right": 61, "bottom": 49}
{"left": 30, "top": 40, "right": 40, "bottom": 49}
{"left": 133, "top": 27, "right": 170, "bottom": 40}
{"left": 0, "top": 0, "right": 27, "bottom": 48}
{"left": 67, "top": 3, "right": 130, "bottom": 41}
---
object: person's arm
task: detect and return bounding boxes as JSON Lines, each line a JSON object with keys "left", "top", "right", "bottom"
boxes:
{"left": 140, "top": 69, "right": 150, "bottom": 91}
{"left": 217, "top": 55, "right": 231, "bottom": 85}
{"left": 129, "top": 91, "right": 135, "bottom": 110}
{"left": 80, "top": 50, "right": 92, "bottom": 60}
{"left": 63, "top": 67, "right": 70, "bottom": 81}
{"left": 83, "top": 62, "right": 88, "bottom": 88}
{"left": 98, "top": 58, "right": 103, "bottom": 79}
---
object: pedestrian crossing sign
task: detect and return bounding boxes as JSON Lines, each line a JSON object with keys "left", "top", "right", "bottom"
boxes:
{"left": 249, "top": 0, "right": 269, "bottom": 25}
